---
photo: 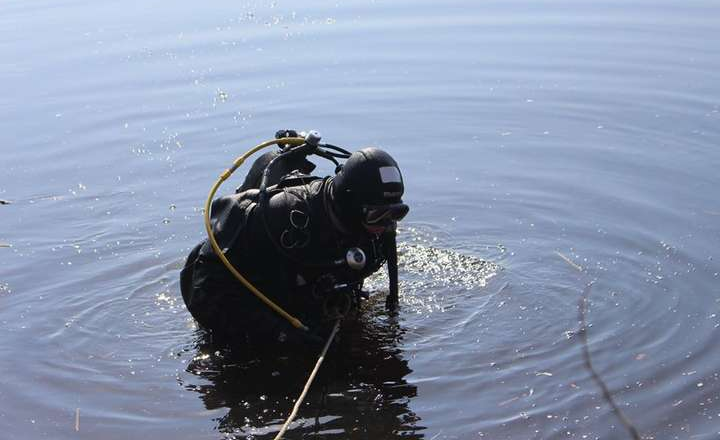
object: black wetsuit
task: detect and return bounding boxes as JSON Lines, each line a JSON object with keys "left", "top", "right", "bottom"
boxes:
{"left": 180, "top": 153, "right": 397, "bottom": 345}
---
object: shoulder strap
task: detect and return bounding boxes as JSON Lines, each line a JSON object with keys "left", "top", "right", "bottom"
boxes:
{"left": 276, "top": 171, "right": 321, "bottom": 189}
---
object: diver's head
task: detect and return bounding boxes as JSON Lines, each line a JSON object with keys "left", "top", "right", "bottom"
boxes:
{"left": 331, "top": 147, "right": 409, "bottom": 234}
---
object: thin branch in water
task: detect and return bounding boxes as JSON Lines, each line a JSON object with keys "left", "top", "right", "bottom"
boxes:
{"left": 578, "top": 283, "right": 641, "bottom": 440}
{"left": 556, "top": 251, "right": 583, "bottom": 272}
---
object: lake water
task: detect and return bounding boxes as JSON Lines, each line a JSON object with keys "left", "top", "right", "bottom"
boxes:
{"left": 2, "top": 0, "right": 719, "bottom": 438}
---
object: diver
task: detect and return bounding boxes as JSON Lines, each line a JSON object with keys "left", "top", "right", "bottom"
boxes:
{"left": 180, "top": 130, "right": 409, "bottom": 345}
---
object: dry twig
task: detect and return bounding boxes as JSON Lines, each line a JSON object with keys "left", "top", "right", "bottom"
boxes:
{"left": 578, "top": 283, "right": 641, "bottom": 440}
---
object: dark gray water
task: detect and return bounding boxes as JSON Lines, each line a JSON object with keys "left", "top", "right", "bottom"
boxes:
{"left": 2, "top": 0, "right": 719, "bottom": 438}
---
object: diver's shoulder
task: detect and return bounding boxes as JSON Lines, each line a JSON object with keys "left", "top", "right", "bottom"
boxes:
{"left": 275, "top": 171, "right": 324, "bottom": 190}
{"left": 212, "top": 189, "right": 259, "bottom": 211}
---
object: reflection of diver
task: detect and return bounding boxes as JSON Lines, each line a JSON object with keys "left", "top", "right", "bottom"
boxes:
{"left": 182, "top": 300, "right": 424, "bottom": 439}
{"left": 180, "top": 130, "right": 409, "bottom": 345}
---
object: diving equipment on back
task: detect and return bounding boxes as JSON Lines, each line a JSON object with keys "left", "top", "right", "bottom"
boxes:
{"left": 180, "top": 129, "right": 408, "bottom": 345}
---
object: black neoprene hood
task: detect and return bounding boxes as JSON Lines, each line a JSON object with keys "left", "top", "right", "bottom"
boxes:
{"left": 332, "top": 147, "right": 405, "bottom": 212}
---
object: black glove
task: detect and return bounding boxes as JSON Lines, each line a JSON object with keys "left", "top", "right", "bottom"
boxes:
{"left": 384, "top": 228, "right": 399, "bottom": 311}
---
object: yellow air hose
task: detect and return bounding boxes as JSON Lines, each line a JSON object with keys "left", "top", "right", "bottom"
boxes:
{"left": 203, "top": 136, "right": 309, "bottom": 331}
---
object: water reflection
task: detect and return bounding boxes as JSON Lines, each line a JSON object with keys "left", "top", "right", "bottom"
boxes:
{"left": 181, "top": 301, "right": 424, "bottom": 439}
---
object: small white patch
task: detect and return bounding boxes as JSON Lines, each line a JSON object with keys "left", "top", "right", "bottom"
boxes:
{"left": 383, "top": 191, "right": 402, "bottom": 198}
{"left": 379, "top": 166, "right": 402, "bottom": 183}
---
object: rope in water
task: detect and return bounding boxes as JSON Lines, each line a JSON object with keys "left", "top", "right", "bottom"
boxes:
{"left": 273, "top": 319, "right": 342, "bottom": 440}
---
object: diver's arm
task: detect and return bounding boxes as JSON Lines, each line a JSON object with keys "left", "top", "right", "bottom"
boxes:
{"left": 384, "top": 227, "right": 399, "bottom": 311}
